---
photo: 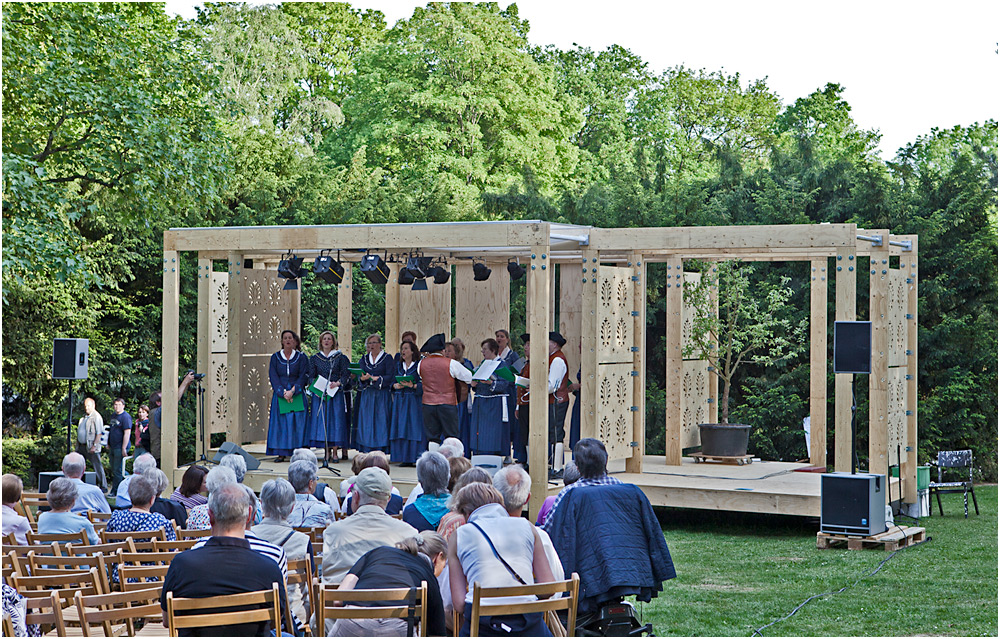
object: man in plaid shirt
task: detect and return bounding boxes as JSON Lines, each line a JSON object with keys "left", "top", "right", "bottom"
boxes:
{"left": 542, "top": 438, "right": 622, "bottom": 533}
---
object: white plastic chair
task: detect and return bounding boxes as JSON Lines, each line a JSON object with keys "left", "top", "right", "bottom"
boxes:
{"left": 470, "top": 455, "right": 503, "bottom": 477}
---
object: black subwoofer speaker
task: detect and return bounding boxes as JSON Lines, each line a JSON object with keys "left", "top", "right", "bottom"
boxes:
{"left": 820, "top": 472, "right": 886, "bottom": 536}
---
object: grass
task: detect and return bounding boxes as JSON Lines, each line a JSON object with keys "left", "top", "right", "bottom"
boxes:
{"left": 637, "top": 486, "right": 998, "bottom": 636}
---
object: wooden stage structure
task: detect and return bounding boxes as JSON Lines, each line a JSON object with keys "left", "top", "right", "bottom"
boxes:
{"left": 160, "top": 221, "right": 920, "bottom": 518}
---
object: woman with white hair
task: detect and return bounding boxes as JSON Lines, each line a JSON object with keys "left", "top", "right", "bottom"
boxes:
{"left": 402, "top": 452, "right": 450, "bottom": 532}
{"left": 106, "top": 474, "right": 177, "bottom": 542}
{"left": 286, "top": 460, "right": 333, "bottom": 527}
{"left": 219, "top": 453, "right": 263, "bottom": 523}
{"left": 185, "top": 465, "right": 237, "bottom": 530}
{"left": 252, "top": 478, "right": 313, "bottom": 625}
{"left": 36, "top": 478, "right": 99, "bottom": 544}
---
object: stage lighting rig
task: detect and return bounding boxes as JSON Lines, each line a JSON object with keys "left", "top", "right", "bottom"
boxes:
{"left": 473, "top": 261, "right": 492, "bottom": 281}
{"left": 277, "top": 253, "right": 305, "bottom": 290}
{"left": 507, "top": 260, "right": 525, "bottom": 280}
{"left": 313, "top": 250, "right": 345, "bottom": 284}
{"left": 360, "top": 251, "right": 390, "bottom": 284}
{"left": 429, "top": 265, "right": 451, "bottom": 284}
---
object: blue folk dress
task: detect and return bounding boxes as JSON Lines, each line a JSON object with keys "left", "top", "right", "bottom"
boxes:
{"left": 307, "top": 350, "right": 350, "bottom": 449}
{"left": 389, "top": 359, "right": 424, "bottom": 464}
{"left": 356, "top": 350, "right": 393, "bottom": 452}
{"left": 499, "top": 347, "right": 519, "bottom": 456}
{"left": 569, "top": 368, "right": 582, "bottom": 450}
{"left": 267, "top": 349, "right": 309, "bottom": 456}
{"left": 469, "top": 358, "right": 515, "bottom": 456}
{"left": 458, "top": 357, "right": 474, "bottom": 453}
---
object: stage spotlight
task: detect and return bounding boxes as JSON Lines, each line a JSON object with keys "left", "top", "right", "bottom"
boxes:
{"left": 360, "top": 253, "right": 390, "bottom": 284}
{"left": 507, "top": 260, "right": 525, "bottom": 280}
{"left": 313, "top": 254, "right": 345, "bottom": 284}
{"left": 473, "top": 262, "right": 492, "bottom": 281}
{"left": 398, "top": 268, "right": 415, "bottom": 286}
{"left": 429, "top": 265, "right": 451, "bottom": 284}
{"left": 411, "top": 278, "right": 428, "bottom": 291}
{"left": 405, "top": 256, "right": 433, "bottom": 279}
{"left": 277, "top": 254, "right": 304, "bottom": 290}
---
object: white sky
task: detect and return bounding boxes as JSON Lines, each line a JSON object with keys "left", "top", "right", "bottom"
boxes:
{"left": 165, "top": 0, "right": 999, "bottom": 160}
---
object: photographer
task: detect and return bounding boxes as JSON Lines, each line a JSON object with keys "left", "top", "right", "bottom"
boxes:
{"left": 146, "top": 371, "right": 196, "bottom": 468}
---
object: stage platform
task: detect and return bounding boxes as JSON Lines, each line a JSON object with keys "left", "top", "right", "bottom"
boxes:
{"left": 173, "top": 446, "right": 899, "bottom": 518}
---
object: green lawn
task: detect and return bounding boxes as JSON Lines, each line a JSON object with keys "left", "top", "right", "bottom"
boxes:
{"left": 639, "top": 486, "right": 998, "bottom": 636}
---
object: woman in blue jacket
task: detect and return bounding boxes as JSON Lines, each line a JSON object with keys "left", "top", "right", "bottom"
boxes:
{"left": 307, "top": 331, "right": 350, "bottom": 462}
{"left": 267, "top": 330, "right": 309, "bottom": 462}
{"left": 356, "top": 333, "right": 393, "bottom": 452}
{"left": 390, "top": 340, "right": 424, "bottom": 465}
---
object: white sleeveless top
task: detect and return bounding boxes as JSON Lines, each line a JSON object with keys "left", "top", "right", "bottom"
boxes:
{"left": 455, "top": 503, "right": 536, "bottom": 605}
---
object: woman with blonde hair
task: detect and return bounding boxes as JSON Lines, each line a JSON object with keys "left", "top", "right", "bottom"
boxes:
{"left": 307, "top": 330, "right": 350, "bottom": 462}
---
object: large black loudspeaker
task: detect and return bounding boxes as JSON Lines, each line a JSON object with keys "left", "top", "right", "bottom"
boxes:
{"left": 52, "top": 338, "right": 89, "bottom": 379}
{"left": 212, "top": 441, "right": 261, "bottom": 471}
{"left": 820, "top": 472, "right": 886, "bottom": 536}
{"left": 833, "top": 321, "right": 871, "bottom": 374}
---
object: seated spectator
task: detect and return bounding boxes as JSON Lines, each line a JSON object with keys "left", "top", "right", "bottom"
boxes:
{"left": 186, "top": 466, "right": 237, "bottom": 530}
{"left": 448, "top": 483, "right": 555, "bottom": 637}
{"left": 107, "top": 474, "right": 177, "bottom": 542}
{"left": 290, "top": 448, "right": 341, "bottom": 509}
{"left": 331, "top": 532, "right": 448, "bottom": 637}
{"left": 252, "top": 479, "right": 312, "bottom": 625}
{"left": 402, "top": 452, "right": 450, "bottom": 532}
{"left": 338, "top": 453, "right": 368, "bottom": 502}
{"left": 2, "top": 474, "right": 30, "bottom": 545}
{"left": 448, "top": 456, "right": 472, "bottom": 492}
{"left": 436, "top": 467, "right": 492, "bottom": 542}
{"left": 322, "top": 468, "right": 418, "bottom": 584}
{"left": 542, "top": 439, "right": 622, "bottom": 534}
{"left": 149, "top": 469, "right": 187, "bottom": 529}
{"left": 493, "top": 465, "right": 564, "bottom": 583}
{"left": 441, "top": 437, "right": 465, "bottom": 458}
{"left": 219, "top": 454, "right": 262, "bottom": 524}
{"left": 116, "top": 453, "right": 157, "bottom": 509}
{"left": 535, "top": 461, "right": 580, "bottom": 527}
{"left": 37, "top": 478, "right": 99, "bottom": 544}
{"left": 286, "top": 460, "right": 334, "bottom": 527}
{"left": 161, "top": 483, "right": 286, "bottom": 636}
{"left": 341, "top": 452, "right": 404, "bottom": 515}
{"left": 170, "top": 465, "right": 209, "bottom": 510}
{"left": 194, "top": 485, "right": 287, "bottom": 581}
{"left": 405, "top": 439, "right": 464, "bottom": 508}
{"left": 61, "top": 452, "right": 110, "bottom": 514}
{"left": 2, "top": 583, "right": 38, "bottom": 637}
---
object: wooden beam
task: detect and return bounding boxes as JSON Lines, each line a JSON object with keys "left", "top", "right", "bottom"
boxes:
{"left": 868, "top": 232, "right": 890, "bottom": 496}
{"left": 834, "top": 248, "right": 857, "bottom": 472}
{"left": 338, "top": 265, "right": 353, "bottom": 361}
{"left": 226, "top": 252, "right": 244, "bottom": 444}
{"left": 809, "top": 258, "right": 829, "bottom": 468}
{"left": 196, "top": 255, "right": 212, "bottom": 460}
{"left": 527, "top": 242, "right": 551, "bottom": 520}
{"left": 384, "top": 262, "right": 400, "bottom": 352}
{"left": 579, "top": 250, "right": 598, "bottom": 442}
{"left": 627, "top": 253, "right": 646, "bottom": 474}
{"left": 589, "top": 224, "right": 855, "bottom": 252}
{"left": 161, "top": 250, "right": 181, "bottom": 485}
{"left": 664, "top": 257, "right": 683, "bottom": 465}
{"left": 903, "top": 237, "right": 919, "bottom": 503}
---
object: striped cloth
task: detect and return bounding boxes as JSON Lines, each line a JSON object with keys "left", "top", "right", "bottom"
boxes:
{"left": 169, "top": 489, "right": 207, "bottom": 510}
{"left": 192, "top": 531, "right": 287, "bottom": 582}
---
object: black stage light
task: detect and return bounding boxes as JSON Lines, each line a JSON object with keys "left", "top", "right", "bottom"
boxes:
{"left": 313, "top": 254, "right": 345, "bottom": 284}
{"left": 507, "top": 260, "right": 525, "bottom": 280}
{"left": 473, "top": 262, "right": 492, "bottom": 281}
{"left": 411, "top": 278, "right": 428, "bottom": 291}
{"left": 398, "top": 268, "right": 415, "bottom": 286}
{"left": 430, "top": 265, "right": 451, "bottom": 284}
{"left": 405, "top": 256, "right": 433, "bottom": 279}
{"left": 360, "top": 253, "right": 390, "bottom": 284}
{"left": 277, "top": 254, "right": 304, "bottom": 290}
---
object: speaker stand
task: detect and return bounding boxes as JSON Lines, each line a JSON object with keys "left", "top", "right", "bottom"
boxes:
{"left": 66, "top": 381, "right": 74, "bottom": 456}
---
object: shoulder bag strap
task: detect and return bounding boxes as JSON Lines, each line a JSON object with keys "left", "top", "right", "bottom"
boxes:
{"left": 467, "top": 521, "right": 527, "bottom": 585}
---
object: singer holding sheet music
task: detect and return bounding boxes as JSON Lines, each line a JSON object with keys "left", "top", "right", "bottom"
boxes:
{"left": 357, "top": 334, "right": 393, "bottom": 452}
{"left": 469, "top": 338, "right": 514, "bottom": 456}
{"left": 307, "top": 331, "right": 350, "bottom": 462}
{"left": 390, "top": 340, "right": 424, "bottom": 465}
{"left": 267, "top": 330, "right": 309, "bottom": 462}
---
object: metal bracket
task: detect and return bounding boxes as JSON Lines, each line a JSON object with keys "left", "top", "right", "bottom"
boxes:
{"left": 857, "top": 233, "right": 884, "bottom": 247}
{"left": 629, "top": 441, "right": 640, "bottom": 447}
{"left": 630, "top": 346, "right": 639, "bottom": 352}
{"left": 630, "top": 371, "right": 639, "bottom": 377}
{"left": 707, "top": 398, "right": 715, "bottom": 404}
{"left": 630, "top": 311, "right": 639, "bottom": 317}
{"left": 905, "top": 410, "right": 913, "bottom": 416}
{"left": 905, "top": 374, "right": 913, "bottom": 380}
{"left": 889, "top": 239, "right": 913, "bottom": 251}
{"left": 905, "top": 314, "right": 914, "bottom": 320}
{"left": 631, "top": 275, "right": 640, "bottom": 282}
{"left": 629, "top": 406, "right": 639, "bottom": 412}
{"left": 905, "top": 349, "right": 913, "bottom": 356}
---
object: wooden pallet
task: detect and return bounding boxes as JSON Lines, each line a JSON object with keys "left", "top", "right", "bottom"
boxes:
{"left": 690, "top": 453, "right": 754, "bottom": 466}
{"left": 816, "top": 525, "right": 926, "bottom": 551}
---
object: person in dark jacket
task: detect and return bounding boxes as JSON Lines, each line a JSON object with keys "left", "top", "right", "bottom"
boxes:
{"left": 148, "top": 469, "right": 187, "bottom": 528}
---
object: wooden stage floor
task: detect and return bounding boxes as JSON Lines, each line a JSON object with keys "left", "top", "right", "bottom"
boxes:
{"left": 175, "top": 447, "right": 897, "bottom": 518}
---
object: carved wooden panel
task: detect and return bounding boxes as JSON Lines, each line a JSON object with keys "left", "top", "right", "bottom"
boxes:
{"left": 398, "top": 272, "right": 452, "bottom": 348}
{"left": 680, "top": 360, "right": 710, "bottom": 450}
{"left": 210, "top": 273, "right": 229, "bottom": 352}
{"left": 681, "top": 272, "right": 701, "bottom": 346}
{"left": 887, "top": 269, "right": 908, "bottom": 368}
{"left": 209, "top": 353, "right": 228, "bottom": 434}
{"left": 240, "top": 355, "right": 271, "bottom": 443}
{"left": 242, "top": 271, "right": 287, "bottom": 356}
{"left": 595, "top": 363, "right": 634, "bottom": 461}
{"left": 596, "top": 266, "right": 633, "bottom": 363}
{"left": 887, "top": 366, "right": 908, "bottom": 466}
{"left": 454, "top": 263, "right": 510, "bottom": 357}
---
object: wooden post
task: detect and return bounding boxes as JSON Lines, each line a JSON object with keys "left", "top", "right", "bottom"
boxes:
{"left": 226, "top": 252, "right": 244, "bottom": 444}
{"left": 338, "top": 265, "right": 353, "bottom": 361}
{"left": 579, "top": 250, "right": 598, "bottom": 442}
{"left": 527, "top": 242, "right": 551, "bottom": 520}
{"left": 196, "top": 255, "right": 212, "bottom": 460}
{"left": 626, "top": 253, "right": 646, "bottom": 474}
{"left": 161, "top": 250, "right": 181, "bottom": 482}
{"left": 664, "top": 256, "right": 683, "bottom": 465}
{"left": 809, "top": 258, "right": 828, "bottom": 468}
{"left": 902, "top": 237, "right": 919, "bottom": 503}
{"left": 869, "top": 231, "right": 890, "bottom": 495}
{"left": 834, "top": 246, "right": 857, "bottom": 472}
{"left": 384, "top": 262, "right": 400, "bottom": 351}
{"left": 558, "top": 266, "right": 582, "bottom": 382}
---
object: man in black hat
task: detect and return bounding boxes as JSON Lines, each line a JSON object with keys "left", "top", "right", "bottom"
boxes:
{"left": 547, "top": 331, "right": 571, "bottom": 472}
{"left": 417, "top": 333, "right": 474, "bottom": 444}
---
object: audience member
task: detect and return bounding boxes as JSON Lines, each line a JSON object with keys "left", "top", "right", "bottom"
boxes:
{"left": 493, "top": 465, "right": 565, "bottom": 584}
{"left": 170, "top": 465, "right": 209, "bottom": 510}
{"left": 252, "top": 479, "right": 312, "bottom": 626}
{"left": 107, "top": 398, "right": 133, "bottom": 495}
{"left": 149, "top": 469, "right": 187, "bottom": 528}
{"left": 61, "top": 452, "right": 110, "bottom": 514}
{"left": 338, "top": 453, "right": 368, "bottom": 501}
{"left": 1, "top": 474, "right": 30, "bottom": 545}
{"left": 76, "top": 397, "right": 107, "bottom": 493}
{"left": 402, "top": 451, "right": 450, "bottom": 532}
{"left": 106, "top": 474, "right": 177, "bottom": 542}
{"left": 542, "top": 438, "right": 621, "bottom": 534}
{"left": 186, "top": 466, "right": 237, "bottom": 530}
{"left": 133, "top": 404, "right": 150, "bottom": 457}
{"left": 147, "top": 373, "right": 196, "bottom": 468}
{"left": 193, "top": 484, "right": 288, "bottom": 581}
{"left": 161, "top": 483, "right": 286, "bottom": 636}
{"left": 290, "top": 448, "right": 341, "bottom": 509}
{"left": 219, "top": 454, "right": 262, "bottom": 524}
{"left": 37, "top": 478, "right": 99, "bottom": 544}
{"left": 448, "top": 483, "right": 555, "bottom": 637}
{"left": 2, "top": 583, "right": 37, "bottom": 636}
{"left": 441, "top": 437, "right": 465, "bottom": 459}
{"left": 116, "top": 453, "right": 157, "bottom": 509}
{"left": 404, "top": 438, "right": 466, "bottom": 508}
{"left": 322, "top": 467, "right": 418, "bottom": 584}
{"left": 341, "top": 451, "right": 404, "bottom": 515}
{"left": 535, "top": 461, "right": 580, "bottom": 527}
{"left": 286, "top": 460, "right": 334, "bottom": 527}
{"left": 436, "top": 467, "right": 492, "bottom": 542}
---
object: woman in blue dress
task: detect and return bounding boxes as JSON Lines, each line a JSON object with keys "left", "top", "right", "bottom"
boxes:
{"left": 307, "top": 331, "right": 350, "bottom": 462}
{"left": 267, "top": 330, "right": 309, "bottom": 462}
{"left": 469, "top": 338, "right": 515, "bottom": 457}
{"left": 449, "top": 340, "right": 474, "bottom": 455}
{"left": 356, "top": 333, "right": 393, "bottom": 452}
{"left": 568, "top": 368, "right": 582, "bottom": 450}
{"left": 390, "top": 340, "right": 424, "bottom": 466}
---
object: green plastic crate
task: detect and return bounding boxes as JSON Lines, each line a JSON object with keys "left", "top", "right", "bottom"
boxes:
{"left": 891, "top": 465, "right": 930, "bottom": 491}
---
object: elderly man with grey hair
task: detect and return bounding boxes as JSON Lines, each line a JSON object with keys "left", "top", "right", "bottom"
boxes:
{"left": 290, "top": 448, "right": 340, "bottom": 509}
{"left": 37, "top": 477, "right": 100, "bottom": 544}
{"left": 493, "top": 464, "right": 564, "bottom": 584}
{"left": 252, "top": 478, "right": 312, "bottom": 625}
{"left": 322, "top": 467, "right": 418, "bottom": 584}
{"left": 185, "top": 465, "right": 237, "bottom": 530}
{"left": 147, "top": 469, "right": 187, "bottom": 528}
{"left": 402, "top": 451, "right": 451, "bottom": 531}
{"left": 61, "top": 452, "right": 110, "bottom": 514}
{"left": 161, "top": 483, "right": 287, "bottom": 636}
{"left": 286, "top": 460, "right": 334, "bottom": 527}
{"left": 115, "top": 452, "right": 157, "bottom": 509}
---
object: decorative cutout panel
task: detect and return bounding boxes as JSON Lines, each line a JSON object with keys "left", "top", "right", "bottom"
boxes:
{"left": 887, "top": 366, "right": 908, "bottom": 466}
{"left": 680, "top": 360, "right": 710, "bottom": 449}
{"left": 209, "top": 353, "right": 228, "bottom": 434}
{"left": 595, "top": 363, "right": 634, "bottom": 461}
{"left": 242, "top": 270, "right": 287, "bottom": 356}
{"left": 240, "top": 355, "right": 272, "bottom": 443}
{"left": 681, "top": 272, "right": 701, "bottom": 346}
{"left": 210, "top": 273, "right": 229, "bottom": 352}
{"left": 888, "top": 269, "right": 908, "bottom": 368}
{"left": 596, "top": 266, "right": 634, "bottom": 363}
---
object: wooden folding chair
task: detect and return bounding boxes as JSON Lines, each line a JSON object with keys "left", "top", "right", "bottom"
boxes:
{"left": 175, "top": 527, "right": 212, "bottom": 540}
{"left": 153, "top": 539, "right": 198, "bottom": 552}
{"left": 2, "top": 613, "right": 15, "bottom": 637}
{"left": 87, "top": 511, "right": 114, "bottom": 524}
{"left": 316, "top": 579, "right": 428, "bottom": 636}
{"left": 284, "top": 557, "right": 314, "bottom": 636}
{"left": 119, "top": 564, "right": 171, "bottom": 591}
{"left": 27, "top": 529, "right": 89, "bottom": 546}
{"left": 3, "top": 532, "right": 16, "bottom": 545}
{"left": 101, "top": 528, "right": 167, "bottom": 544}
{"left": 22, "top": 590, "right": 68, "bottom": 637}
{"left": 119, "top": 551, "right": 178, "bottom": 567}
{"left": 466, "top": 573, "right": 580, "bottom": 637}
{"left": 67, "top": 541, "right": 130, "bottom": 556}
{"left": 293, "top": 526, "right": 325, "bottom": 546}
{"left": 28, "top": 551, "right": 112, "bottom": 595}
{"left": 2, "top": 549, "right": 29, "bottom": 580}
{"left": 10, "top": 567, "right": 104, "bottom": 627}
{"left": 74, "top": 586, "right": 163, "bottom": 637}
{"left": 19, "top": 492, "right": 48, "bottom": 524}
{"left": 166, "top": 583, "right": 281, "bottom": 637}
{"left": 4, "top": 541, "right": 63, "bottom": 568}
{"left": 333, "top": 510, "right": 349, "bottom": 521}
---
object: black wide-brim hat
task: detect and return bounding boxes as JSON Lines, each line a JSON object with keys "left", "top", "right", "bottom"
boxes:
{"left": 549, "top": 331, "right": 566, "bottom": 347}
{"left": 421, "top": 333, "right": 447, "bottom": 353}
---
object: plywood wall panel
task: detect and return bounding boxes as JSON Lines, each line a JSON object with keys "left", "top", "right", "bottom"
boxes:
{"left": 454, "top": 263, "right": 510, "bottom": 357}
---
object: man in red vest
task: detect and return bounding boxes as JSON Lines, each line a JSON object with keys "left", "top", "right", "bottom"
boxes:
{"left": 418, "top": 333, "right": 474, "bottom": 445}
{"left": 547, "top": 332, "right": 571, "bottom": 473}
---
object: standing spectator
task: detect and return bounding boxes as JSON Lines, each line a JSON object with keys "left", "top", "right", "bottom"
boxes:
{"left": 37, "top": 478, "right": 99, "bottom": 545}
{"left": 402, "top": 451, "right": 450, "bottom": 532}
{"left": 77, "top": 397, "right": 107, "bottom": 493}
{"left": 133, "top": 404, "right": 150, "bottom": 458}
{"left": 147, "top": 372, "right": 196, "bottom": 468}
{"left": 61, "top": 452, "right": 110, "bottom": 514}
{"left": 170, "top": 465, "right": 209, "bottom": 511}
{"left": 116, "top": 453, "right": 157, "bottom": 509}
{"left": 2, "top": 474, "right": 31, "bottom": 545}
{"left": 187, "top": 466, "right": 237, "bottom": 530}
{"left": 107, "top": 398, "right": 133, "bottom": 495}
{"left": 107, "top": 474, "right": 177, "bottom": 542}
{"left": 149, "top": 469, "right": 187, "bottom": 528}
{"left": 252, "top": 479, "right": 312, "bottom": 626}
{"left": 286, "top": 460, "right": 333, "bottom": 527}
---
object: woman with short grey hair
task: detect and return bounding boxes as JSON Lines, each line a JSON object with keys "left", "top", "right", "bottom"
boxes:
{"left": 401, "top": 451, "right": 451, "bottom": 532}
{"left": 37, "top": 478, "right": 99, "bottom": 544}
{"left": 219, "top": 453, "right": 247, "bottom": 483}
{"left": 286, "top": 460, "right": 333, "bottom": 527}
{"left": 106, "top": 474, "right": 177, "bottom": 543}
{"left": 185, "top": 465, "right": 237, "bottom": 529}
{"left": 252, "top": 478, "right": 312, "bottom": 625}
